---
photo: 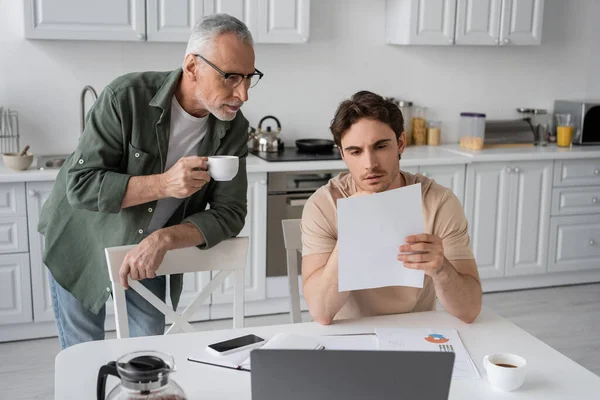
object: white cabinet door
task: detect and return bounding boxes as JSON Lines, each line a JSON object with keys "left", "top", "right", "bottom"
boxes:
{"left": 386, "top": 0, "right": 457, "bottom": 45}
{"left": 204, "top": 0, "right": 257, "bottom": 36}
{"left": 212, "top": 173, "right": 267, "bottom": 304}
{"left": 25, "top": 182, "right": 56, "bottom": 322}
{"left": 504, "top": 161, "right": 552, "bottom": 276}
{"left": 548, "top": 215, "right": 600, "bottom": 273}
{"left": 256, "top": 0, "right": 309, "bottom": 43}
{"left": 420, "top": 164, "right": 466, "bottom": 205}
{"left": 465, "top": 163, "right": 511, "bottom": 278}
{"left": 499, "top": 0, "right": 544, "bottom": 45}
{"left": 455, "top": 0, "right": 503, "bottom": 45}
{"left": 0, "top": 254, "right": 33, "bottom": 325}
{"left": 24, "top": 0, "right": 147, "bottom": 41}
{"left": 146, "top": 0, "right": 205, "bottom": 42}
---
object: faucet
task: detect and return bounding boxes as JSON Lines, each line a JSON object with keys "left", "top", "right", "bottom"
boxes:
{"left": 80, "top": 85, "right": 98, "bottom": 134}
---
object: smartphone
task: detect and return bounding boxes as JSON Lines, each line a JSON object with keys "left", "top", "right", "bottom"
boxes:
{"left": 207, "top": 334, "right": 266, "bottom": 356}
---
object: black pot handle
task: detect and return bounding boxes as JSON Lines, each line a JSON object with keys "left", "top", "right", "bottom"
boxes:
{"left": 97, "top": 361, "right": 119, "bottom": 400}
{"left": 258, "top": 115, "right": 281, "bottom": 131}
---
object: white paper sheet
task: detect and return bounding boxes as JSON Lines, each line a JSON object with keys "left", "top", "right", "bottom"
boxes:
{"left": 317, "top": 334, "right": 379, "bottom": 351}
{"left": 375, "top": 328, "right": 481, "bottom": 380}
{"left": 337, "top": 183, "right": 425, "bottom": 292}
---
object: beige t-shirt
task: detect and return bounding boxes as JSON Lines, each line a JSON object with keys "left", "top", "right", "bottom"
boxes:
{"left": 300, "top": 170, "right": 474, "bottom": 320}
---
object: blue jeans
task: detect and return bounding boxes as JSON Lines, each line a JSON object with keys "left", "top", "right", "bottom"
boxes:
{"left": 48, "top": 270, "right": 166, "bottom": 349}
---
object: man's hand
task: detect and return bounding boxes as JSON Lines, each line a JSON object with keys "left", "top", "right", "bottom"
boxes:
{"left": 119, "top": 233, "right": 167, "bottom": 289}
{"left": 397, "top": 233, "right": 446, "bottom": 276}
{"left": 159, "top": 156, "right": 211, "bottom": 199}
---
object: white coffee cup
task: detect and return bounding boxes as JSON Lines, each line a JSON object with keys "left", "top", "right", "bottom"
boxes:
{"left": 207, "top": 156, "right": 239, "bottom": 181}
{"left": 483, "top": 353, "right": 527, "bottom": 392}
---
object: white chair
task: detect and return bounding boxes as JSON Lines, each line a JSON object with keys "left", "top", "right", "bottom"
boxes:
{"left": 281, "top": 219, "right": 303, "bottom": 323}
{"left": 105, "top": 237, "right": 249, "bottom": 338}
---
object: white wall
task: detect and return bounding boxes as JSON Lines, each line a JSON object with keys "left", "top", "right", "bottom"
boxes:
{"left": 1, "top": 0, "right": 599, "bottom": 156}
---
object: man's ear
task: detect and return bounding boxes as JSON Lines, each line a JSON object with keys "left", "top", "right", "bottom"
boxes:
{"left": 398, "top": 131, "right": 407, "bottom": 158}
{"left": 183, "top": 54, "right": 199, "bottom": 82}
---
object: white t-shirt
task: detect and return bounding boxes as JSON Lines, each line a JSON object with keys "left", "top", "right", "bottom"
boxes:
{"left": 146, "top": 97, "right": 209, "bottom": 233}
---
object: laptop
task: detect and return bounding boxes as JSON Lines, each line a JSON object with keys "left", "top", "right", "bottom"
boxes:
{"left": 251, "top": 350, "right": 454, "bottom": 400}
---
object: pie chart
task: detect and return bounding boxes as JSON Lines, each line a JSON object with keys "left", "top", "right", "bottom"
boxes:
{"left": 424, "top": 333, "right": 449, "bottom": 344}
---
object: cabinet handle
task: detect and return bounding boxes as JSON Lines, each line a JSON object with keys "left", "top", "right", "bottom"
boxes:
{"left": 590, "top": 240, "right": 596, "bottom": 246}
{"left": 505, "top": 167, "right": 512, "bottom": 173}
{"left": 28, "top": 189, "right": 36, "bottom": 197}
{"left": 137, "top": 33, "right": 146, "bottom": 40}
{"left": 513, "top": 167, "right": 520, "bottom": 173}
{"left": 595, "top": 169, "right": 600, "bottom": 175}
{"left": 503, "top": 38, "right": 510, "bottom": 44}
{"left": 593, "top": 197, "right": 598, "bottom": 204}
{"left": 494, "top": 38, "right": 500, "bottom": 45}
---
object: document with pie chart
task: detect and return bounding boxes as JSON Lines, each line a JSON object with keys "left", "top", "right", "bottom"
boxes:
{"left": 375, "top": 328, "right": 481, "bottom": 380}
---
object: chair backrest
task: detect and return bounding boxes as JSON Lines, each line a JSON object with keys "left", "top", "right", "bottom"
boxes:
{"left": 281, "top": 219, "right": 302, "bottom": 323}
{"left": 105, "top": 237, "right": 249, "bottom": 338}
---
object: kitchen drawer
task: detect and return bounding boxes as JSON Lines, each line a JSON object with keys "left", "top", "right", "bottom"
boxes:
{"left": 553, "top": 159, "right": 600, "bottom": 187}
{"left": 0, "top": 183, "right": 27, "bottom": 217}
{"left": 551, "top": 187, "right": 600, "bottom": 216}
{"left": 0, "top": 217, "right": 29, "bottom": 254}
{"left": 548, "top": 215, "right": 600, "bottom": 272}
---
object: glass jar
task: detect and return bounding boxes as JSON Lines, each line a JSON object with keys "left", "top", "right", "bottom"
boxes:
{"left": 412, "top": 106, "right": 427, "bottom": 145}
{"left": 459, "top": 112, "right": 486, "bottom": 150}
{"left": 427, "top": 121, "right": 441, "bottom": 146}
{"left": 397, "top": 100, "right": 413, "bottom": 146}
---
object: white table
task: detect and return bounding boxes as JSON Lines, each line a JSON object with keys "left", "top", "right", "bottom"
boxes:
{"left": 55, "top": 309, "right": 599, "bottom": 399}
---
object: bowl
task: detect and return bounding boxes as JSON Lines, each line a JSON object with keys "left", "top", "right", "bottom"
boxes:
{"left": 3, "top": 152, "right": 34, "bottom": 171}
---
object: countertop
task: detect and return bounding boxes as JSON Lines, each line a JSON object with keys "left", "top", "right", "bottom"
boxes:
{"left": 440, "top": 144, "right": 600, "bottom": 162}
{"left": 1, "top": 144, "right": 598, "bottom": 182}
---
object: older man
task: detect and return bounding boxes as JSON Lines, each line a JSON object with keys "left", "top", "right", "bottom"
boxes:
{"left": 38, "top": 14, "right": 262, "bottom": 349}
{"left": 301, "top": 91, "right": 482, "bottom": 325}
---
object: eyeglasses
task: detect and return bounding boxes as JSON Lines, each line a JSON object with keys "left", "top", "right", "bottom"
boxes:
{"left": 194, "top": 54, "right": 263, "bottom": 88}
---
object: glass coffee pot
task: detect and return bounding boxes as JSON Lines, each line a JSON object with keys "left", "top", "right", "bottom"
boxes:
{"left": 97, "top": 351, "right": 186, "bottom": 400}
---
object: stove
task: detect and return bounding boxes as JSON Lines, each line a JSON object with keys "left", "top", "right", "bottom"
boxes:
{"left": 250, "top": 147, "right": 342, "bottom": 162}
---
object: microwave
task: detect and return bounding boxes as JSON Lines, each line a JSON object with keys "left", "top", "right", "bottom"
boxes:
{"left": 554, "top": 100, "right": 600, "bottom": 145}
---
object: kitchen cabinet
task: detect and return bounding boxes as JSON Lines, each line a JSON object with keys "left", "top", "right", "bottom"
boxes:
{"left": 465, "top": 161, "right": 552, "bottom": 279}
{"left": 0, "top": 254, "right": 33, "bottom": 325}
{"left": 25, "top": 0, "right": 310, "bottom": 44}
{"left": 386, "top": 0, "right": 545, "bottom": 46}
{"left": 255, "top": 0, "right": 310, "bottom": 43}
{"left": 26, "top": 182, "right": 56, "bottom": 322}
{"left": 24, "top": 0, "right": 147, "bottom": 41}
{"left": 212, "top": 173, "right": 267, "bottom": 308}
{"left": 548, "top": 215, "right": 600, "bottom": 273}
{"left": 386, "top": 0, "right": 457, "bottom": 45}
{"left": 419, "top": 164, "right": 466, "bottom": 205}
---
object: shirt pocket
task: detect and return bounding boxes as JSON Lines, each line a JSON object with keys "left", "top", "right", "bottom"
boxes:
{"left": 127, "top": 143, "right": 157, "bottom": 176}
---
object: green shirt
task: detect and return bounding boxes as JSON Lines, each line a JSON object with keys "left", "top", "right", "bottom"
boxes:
{"left": 38, "top": 68, "right": 249, "bottom": 314}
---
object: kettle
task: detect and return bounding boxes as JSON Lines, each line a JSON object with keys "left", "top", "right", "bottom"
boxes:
{"left": 248, "top": 115, "right": 284, "bottom": 152}
{"left": 97, "top": 351, "right": 186, "bottom": 400}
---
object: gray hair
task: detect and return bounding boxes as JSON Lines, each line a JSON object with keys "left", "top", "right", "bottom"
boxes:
{"left": 185, "top": 14, "right": 253, "bottom": 59}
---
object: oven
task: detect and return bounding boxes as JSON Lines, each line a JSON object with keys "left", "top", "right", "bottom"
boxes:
{"left": 266, "top": 170, "right": 345, "bottom": 277}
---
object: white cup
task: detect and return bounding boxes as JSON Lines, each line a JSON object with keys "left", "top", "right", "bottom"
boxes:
{"left": 207, "top": 156, "right": 239, "bottom": 181}
{"left": 483, "top": 353, "right": 527, "bottom": 392}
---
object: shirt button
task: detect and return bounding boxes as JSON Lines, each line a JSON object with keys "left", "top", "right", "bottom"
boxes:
{"left": 148, "top": 207, "right": 153, "bottom": 212}
{"left": 106, "top": 287, "right": 111, "bottom": 292}
{"left": 78, "top": 159, "right": 84, "bottom": 164}
{"left": 138, "top": 229, "right": 143, "bottom": 234}
{"left": 134, "top": 153, "right": 140, "bottom": 158}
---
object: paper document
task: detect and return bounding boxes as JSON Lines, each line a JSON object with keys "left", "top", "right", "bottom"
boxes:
{"left": 337, "top": 184, "right": 425, "bottom": 292}
{"left": 375, "top": 328, "right": 481, "bottom": 380}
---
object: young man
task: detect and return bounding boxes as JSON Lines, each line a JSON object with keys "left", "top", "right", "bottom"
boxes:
{"left": 39, "top": 14, "right": 263, "bottom": 349}
{"left": 301, "top": 91, "right": 482, "bottom": 325}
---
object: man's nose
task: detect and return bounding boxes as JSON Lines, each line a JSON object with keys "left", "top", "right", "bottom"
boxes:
{"left": 364, "top": 150, "right": 378, "bottom": 169}
{"left": 234, "top": 81, "right": 249, "bottom": 103}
